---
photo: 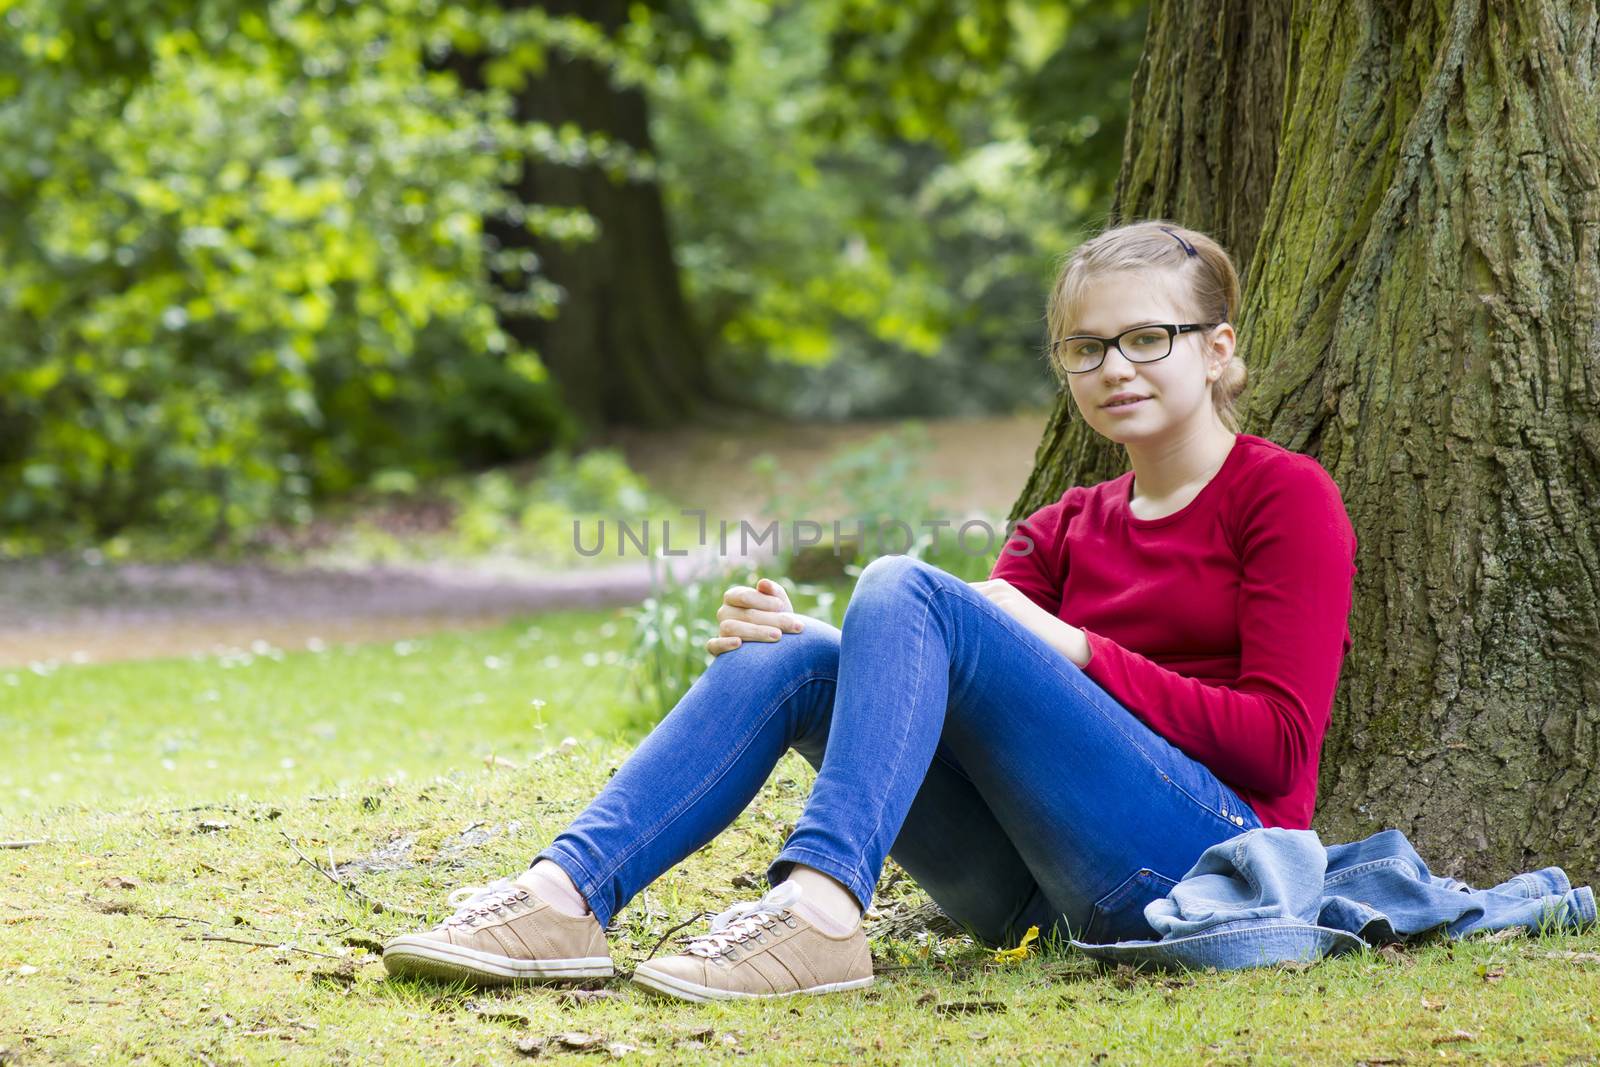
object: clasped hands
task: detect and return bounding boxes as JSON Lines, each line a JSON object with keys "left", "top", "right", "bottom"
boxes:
{"left": 707, "top": 574, "right": 1091, "bottom": 669}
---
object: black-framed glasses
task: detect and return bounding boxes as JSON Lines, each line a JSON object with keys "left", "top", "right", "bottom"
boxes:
{"left": 1050, "top": 322, "right": 1220, "bottom": 374}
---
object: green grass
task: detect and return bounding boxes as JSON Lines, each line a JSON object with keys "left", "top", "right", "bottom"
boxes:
{"left": 2, "top": 609, "right": 644, "bottom": 812}
{"left": 4, "top": 613, "right": 1600, "bottom": 1064}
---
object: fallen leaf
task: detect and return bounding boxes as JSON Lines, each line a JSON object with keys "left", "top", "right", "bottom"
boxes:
{"left": 1542, "top": 950, "right": 1600, "bottom": 963}
{"left": 673, "top": 1026, "right": 714, "bottom": 1044}
{"left": 195, "top": 820, "right": 231, "bottom": 833}
{"left": 992, "top": 924, "right": 1039, "bottom": 963}
{"left": 102, "top": 876, "right": 140, "bottom": 890}
{"left": 1419, "top": 997, "right": 1445, "bottom": 1011}
{"left": 483, "top": 754, "right": 521, "bottom": 771}
{"left": 730, "top": 872, "right": 762, "bottom": 890}
{"left": 513, "top": 1036, "right": 548, "bottom": 1058}
{"left": 1432, "top": 1030, "right": 1478, "bottom": 1045}
{"left": 1376, "top": 943, "right": 1414, "bottom": 966}
{"left": 1477, "top": 926, "right": 1528, "bottom": 943}
{"left": 16, "top": 965, "right": 39, "bottom": 976}
{"left": 605, "top": 1042, "right": 642, "bottom": 1058}
{"left": 1477, "top": 965, "right": 1506, "bottom": 982}
{"left": 557, "top": 989, "right": 621, "bottom": 1006}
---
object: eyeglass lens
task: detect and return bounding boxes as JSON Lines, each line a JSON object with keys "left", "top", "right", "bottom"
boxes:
{"left": 1059, "top": 326, "right": 1173, "bottom": 373}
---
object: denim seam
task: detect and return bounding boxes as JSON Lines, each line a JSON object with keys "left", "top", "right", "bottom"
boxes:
{"left": 928, "top": 578, "right": 1249, "bottom": 835}
{"left": 849, "top": 572, "right": 934, "bottom": 898}
{"left": 1077, "top": 921, "right": 1361, "bottom": 947}
{"left": 1324, "top": 857, "right": 1412, "bottom": 888}
{"left": 582, "top": 669, "right": 837, "bottom": 905}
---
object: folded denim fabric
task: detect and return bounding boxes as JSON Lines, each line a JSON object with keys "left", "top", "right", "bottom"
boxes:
{"left": 1069, "top": 827, "right": 1597, "bottom": 972}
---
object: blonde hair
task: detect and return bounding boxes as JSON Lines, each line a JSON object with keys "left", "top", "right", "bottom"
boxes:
{"left": 1045, "top": 220, "right": 1247, "bottom": 432}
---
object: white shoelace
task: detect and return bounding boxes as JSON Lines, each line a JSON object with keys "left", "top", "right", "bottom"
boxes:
{"left": 440, "top": 877, "right": 529, "bottom": 927}
{"left": 683, "top": 881, "right": 804, "bottom": 958}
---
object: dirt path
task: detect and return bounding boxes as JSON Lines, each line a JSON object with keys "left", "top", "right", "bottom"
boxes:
{"left": 0, "top": 411, "right": 1050, "bottom": 667}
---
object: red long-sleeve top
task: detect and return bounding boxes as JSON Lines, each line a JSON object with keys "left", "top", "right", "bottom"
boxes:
{"left": 989, "top": 433, "right": 1358, "bottom": 830}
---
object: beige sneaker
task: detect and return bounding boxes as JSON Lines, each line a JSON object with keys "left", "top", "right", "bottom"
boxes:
{"left": 630, "top": 882, "right": 873, "bottom": 1002}
{"left": 383, "top": 877, "right": 613, "bottom": 984}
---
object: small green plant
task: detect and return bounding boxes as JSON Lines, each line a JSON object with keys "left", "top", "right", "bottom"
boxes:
{"left": 623, "top": 556, "right": 735, "bottom": 727}
{"left": 623, "top": 554, "right": 847, "bottom": 726}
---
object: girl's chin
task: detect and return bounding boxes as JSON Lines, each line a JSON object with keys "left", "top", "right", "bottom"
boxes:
{"left": 1088, "top": 411, "right": 1165, "bottom": 442}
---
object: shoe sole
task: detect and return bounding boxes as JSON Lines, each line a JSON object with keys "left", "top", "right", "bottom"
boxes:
{"left": 383, "top": 937, "right": 614, "bottom": 985}
{"left": 629, "top": 965, "right": 873, "bottom": 1003}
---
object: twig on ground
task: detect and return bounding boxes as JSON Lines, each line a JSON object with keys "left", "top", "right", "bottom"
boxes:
{"left": 278, "top": 830, "right": 425, "bottom": 918}
{"left": 645, "top": 912, "right": 711, "bottom": 962}
{"left": 188, "top": 931, "right": 342, "bottom": 960}
{"left": 1, "top": 840, "right": 47, "bottom": 849}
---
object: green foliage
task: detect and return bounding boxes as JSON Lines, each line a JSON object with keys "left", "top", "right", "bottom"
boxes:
{"left": 276, "top": 446, "right": 667, "bottom": 568}
{"left": 0, "top": 0, "right": 1144, "bottom": 551}
{"left": 647, "top": 0, "right": 1143, "bottom": 420}
{"left": 443, "top": 448, "right": 657, "bottom": 558}
{"left": 0, "top": 0, "right": 628, "bottom": 548}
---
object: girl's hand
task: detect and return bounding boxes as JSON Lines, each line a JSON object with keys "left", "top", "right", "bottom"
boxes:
{"left": 967, "top": 577, "right": 1037, "bottom": 620}
{"left": 706, "top": 577, "right": 806, "bottom": 657}
{"left": 968, "top": 578, "right": 1091, "bottom": 667}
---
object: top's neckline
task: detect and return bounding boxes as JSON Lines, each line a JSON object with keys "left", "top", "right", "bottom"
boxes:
{"left": 1121, "top": 434, "right": 1247, "bottom": 529}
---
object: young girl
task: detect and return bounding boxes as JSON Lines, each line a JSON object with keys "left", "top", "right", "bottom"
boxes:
{"left": 382, "top": 220, "right": 1359, "bottom": 1002}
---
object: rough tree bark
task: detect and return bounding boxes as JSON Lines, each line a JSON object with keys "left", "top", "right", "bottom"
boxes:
{"left": 1015, "top": 0, "right": 1600, "bottom": 883}
{"left": 474, "top": 0, "right": 714, "bottom": 431}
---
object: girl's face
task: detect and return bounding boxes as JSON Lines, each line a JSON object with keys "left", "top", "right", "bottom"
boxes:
{"left": 1060, "top": 269, "right": 1236, "bottom": 446}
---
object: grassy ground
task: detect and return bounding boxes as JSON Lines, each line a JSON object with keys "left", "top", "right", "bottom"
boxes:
{"left": 5, "top": 611, "right": 1600, "bottom": 1064}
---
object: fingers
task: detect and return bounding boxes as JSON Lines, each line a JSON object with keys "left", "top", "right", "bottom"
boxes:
{"left": 723, "top": 582, "right": 790, "bottom": 613}
{"left": 715, "top": 605, "right": 804, "bottom": 632}
{"left": 711, "top": 579, "right": 803, "bottom": 655}
{"left": 717, "top": 617, "right": 786, "bottom": 642}
{"left": 756, "top": 577, "right": 793, "bottom": 609}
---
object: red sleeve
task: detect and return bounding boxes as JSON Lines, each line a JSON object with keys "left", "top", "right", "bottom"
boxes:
{"left": 987, "top": 494, "right": 1070, "bottom": 616}
{"left": 1079, "top": 461, "right": 1358, "bottom": 797}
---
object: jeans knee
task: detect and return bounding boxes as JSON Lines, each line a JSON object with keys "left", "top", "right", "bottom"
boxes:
{"left": 855, "top": 553, "right": 934, "bottom": 600}
{"left": 712, "top": 614, "right": 840, "bottom": 676}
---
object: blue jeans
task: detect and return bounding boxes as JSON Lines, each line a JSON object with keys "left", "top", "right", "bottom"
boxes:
{"left": 536, "top": 554, "right": 1263, "bottom": 946}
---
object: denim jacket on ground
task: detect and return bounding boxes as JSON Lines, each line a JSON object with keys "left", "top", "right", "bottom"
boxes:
{"left": 1069, "top": 827, "right": 1597, "bottom": 971}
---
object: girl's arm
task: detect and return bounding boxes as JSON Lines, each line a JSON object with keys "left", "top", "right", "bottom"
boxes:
{"left": 1072, "top": 466, "right": 1357, "bottom": 796}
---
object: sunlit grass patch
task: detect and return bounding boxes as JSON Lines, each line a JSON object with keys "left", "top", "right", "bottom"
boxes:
{"left": 4, "top": 617, "right": 1600, "bottom": 1063}
{"left": 3, "top": 607, "right": 640, "bottom": 814}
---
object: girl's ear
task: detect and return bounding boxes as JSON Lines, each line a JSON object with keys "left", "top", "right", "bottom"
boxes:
{"left": 1206, "top": 323, "right": 1237, "bottom": 377}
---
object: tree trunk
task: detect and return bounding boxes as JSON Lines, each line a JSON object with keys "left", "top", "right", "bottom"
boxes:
{"left": 481, "top": 0, "right": 715, "bottom": 431}
{"left": 1018, "top": 0, "right": 1600, "bottom": 884}
{"left": 1013, "top": 0, "right": 1293, "bottom": 506}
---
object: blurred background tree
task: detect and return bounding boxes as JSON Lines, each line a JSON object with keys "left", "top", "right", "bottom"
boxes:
{"left": 0, "top": 0, "right": 1145, "bottom": 550}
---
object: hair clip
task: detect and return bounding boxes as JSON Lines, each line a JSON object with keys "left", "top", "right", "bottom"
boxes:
{"left": 1158, "top": 226, "right": 1199, "bottom": 257}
